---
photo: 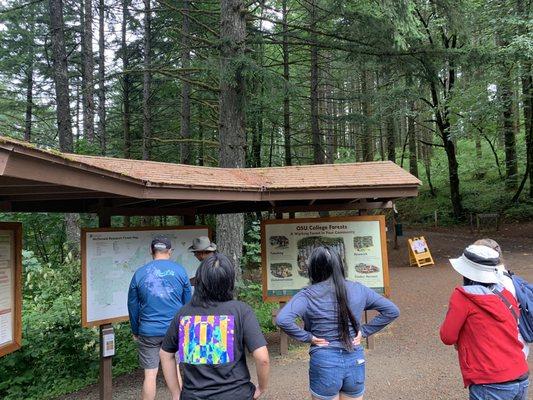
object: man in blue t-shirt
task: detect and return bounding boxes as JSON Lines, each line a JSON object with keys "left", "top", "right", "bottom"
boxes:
{"left": 128, "top": 236, "right": 191, "bottom": 400}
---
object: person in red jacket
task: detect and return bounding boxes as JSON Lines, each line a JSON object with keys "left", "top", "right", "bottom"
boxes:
{"left": 440, "top": 244, "right": 529, "bottom": 400}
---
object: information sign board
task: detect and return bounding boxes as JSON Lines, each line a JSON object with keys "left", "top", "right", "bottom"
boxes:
{"left": 0, "top": 222, "right": 22, "bottom": 357}
{"left": 261, "top": 216, "right": 389, "bottom": 301}
{"left": 82, "top": 226, "right": 209, "bottom": 327}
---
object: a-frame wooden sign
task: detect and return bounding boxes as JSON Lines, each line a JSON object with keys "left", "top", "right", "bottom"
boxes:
{"left": 408, "top": 236, "right": 434, "bottom": 267}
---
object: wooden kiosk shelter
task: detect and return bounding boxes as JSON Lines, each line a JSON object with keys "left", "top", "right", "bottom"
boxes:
{"left": 0, "top": 136, "right": 420, "bottom": 398}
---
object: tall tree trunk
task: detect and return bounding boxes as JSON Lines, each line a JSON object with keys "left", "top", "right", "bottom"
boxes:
{"left": 386, "top": 114, "right": 395, "bottom": 162}
{"left": 517, "top": 0, "right": 532, "bottom": 197}
{"left": 496, "top": 30, "right": 518, "bottom": 189}
{"left": 336, "top": 90, "right": 345, "bottom": 148}
{"left": 180, "top": 0, "right": 192, "bottom": 164}
{"left": 251, "top": 108, "right": 263, "bottom": 167}
{"left": 249, "top": 4, "right": 265, "bottom": 168}
{"left": 421, "top": 29, "right": 462, "bottom": 218}
{"left": 309, "top": 0, "right": 322, "bottom": 164}
{"left": 422, "top": 126, "right": 436, "bottom": 196}
{"left": 430, "top": 80, "right": 463, "bottom": 217}
{"left": 383, "top": 69, "right": 395, "bottom": 162}
{"left": 50, "top": 0, "right": 79, "bottom": 257}
{"left": 142, "top": 0, "right": 152, "bottom": 160}
{"left": 325, "top": 80, "right": 335, "bottom": 163}
{"left": 24, "top": 64, "right": 33, "bottom": 142}
{"left": 511, "top": 0, "right": 532, "bottom": 201}
{"left": 379, "top": 122, "right": 385, "bottom": 161}
{"left": 475, "top": 136, "right": 482, "bottom": 158}
{"left": 408, "top": 101, "right": 418, "bottom": 177}
{"left": 282, "top": 0, "right": 291, "bottom": 166}
{"left": 523, "top": 71, "right": 533, "bottom": 198}
{"left": 500, "top": 79, "right": 518, "bottom": 189}
{"left": 361, "top": 69, "right": 374, "bottom": 161}
{"left": 217, "top": 0, "right": 247, "bottom": 282}
{"left": 75, "top": 77, "right": 81, "bottom": 140}
{"left": 48, "top": 0, "right": 73, "bottom": 152}
{"left": 198, "top": 103, "right": 205, "bottom": 166}
{"left": 82, "top": 0, "right": 95, "bottom": 142}
{"left": 122, "top": 0, "right": 131, "bottom": 158}
{"left": 97, "top": 0, "right": 106, "bottom": 153}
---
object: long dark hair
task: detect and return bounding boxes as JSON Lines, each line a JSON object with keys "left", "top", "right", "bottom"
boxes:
{"left": 308, "top": 245, "right": 359, "bottom": 349}
{"left": 191, "top": 253, "right": 235, "bottom": 307}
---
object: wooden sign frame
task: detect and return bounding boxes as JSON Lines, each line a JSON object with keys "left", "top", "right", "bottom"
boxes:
{"left": 261, "top": 215, "right": 390, "bottom": 302}
{"left": 81, "top": 225, "right": 211, "bottom": 327}
{"left": 0, "top": 222, "right": 22, "bottom": 357}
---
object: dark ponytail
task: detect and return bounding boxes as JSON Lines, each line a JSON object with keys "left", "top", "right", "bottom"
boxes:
{"left": 308, "top": 245, "right": 359, "bottom": 350}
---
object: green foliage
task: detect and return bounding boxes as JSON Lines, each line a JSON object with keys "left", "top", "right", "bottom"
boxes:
{"left": 238, "top": 220, "right": 277, "bottom": 333}
{"left": 237, "top": 280, "right": 277, "bottom": 333}
{"left": 242, "top": 219, "right": 261, "bottom": 270}
{"left": 0, "top": 251, "right": 138, "bottom": 400}
{"left": 398, "top": 138, "right": 533, "bottom": 225}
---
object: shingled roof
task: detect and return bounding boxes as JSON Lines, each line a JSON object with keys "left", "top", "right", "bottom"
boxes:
{"left": 69, "top": 153, "right": 419, "bottom": 190}
{"left": 0, "top": 136, "right": 420, "bottom": 215}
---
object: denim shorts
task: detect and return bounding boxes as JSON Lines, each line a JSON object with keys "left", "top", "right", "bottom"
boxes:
{"left": 469, "top": 378, "right": 529, "bottom": 400}
{"left": 309, "top": 346, "right": 365, "bottom": 400}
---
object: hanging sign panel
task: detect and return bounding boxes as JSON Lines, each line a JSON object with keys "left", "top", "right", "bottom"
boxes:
{"left": 82, "top": 226, "right": 210, "bottom": 327}
{"left": 261, "top": 216, "right": 389, "bottom": 302}
{"left": 0, "top": 223, "right": 22, "bottom": 357}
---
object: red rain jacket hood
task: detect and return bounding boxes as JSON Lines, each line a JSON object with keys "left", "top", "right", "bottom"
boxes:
{"left": 440, "top": 285, "right": 528, "bottom": 387}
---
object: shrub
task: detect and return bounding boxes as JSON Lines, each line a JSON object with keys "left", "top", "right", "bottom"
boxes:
{"left": 237, "top": 280, "right": 277, "bottom": 333}
{"left": 0, "top": 251, "right": 138, "bottom": 400}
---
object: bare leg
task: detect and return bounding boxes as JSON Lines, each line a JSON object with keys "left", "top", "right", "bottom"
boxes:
{"left": 312, "top": 395, "right": 339, "bottom": 400}
{"left": 340, "top": 394, "right": 362, "bottom": 400}
{"left": 142, "top": 368, "right": 158, "bottom": 400}
{"left": 176, "top": 363, "right": 183, "bottom": 391}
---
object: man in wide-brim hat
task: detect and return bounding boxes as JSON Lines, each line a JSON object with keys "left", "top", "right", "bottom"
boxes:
{"left": 189, "top": 236, "right": 217, "bottom": 261}
{"left": 440, "top": 244, "right": 529, "bottom": 400}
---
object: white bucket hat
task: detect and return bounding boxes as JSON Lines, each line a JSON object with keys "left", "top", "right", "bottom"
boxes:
{"left": 449, "top": 244, "right": 503, "bottom": 284}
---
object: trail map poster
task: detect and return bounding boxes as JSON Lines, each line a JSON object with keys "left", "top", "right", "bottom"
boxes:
{"left": 261, "top": 216, "right": 389, "bottom": 301}
{"left": 82, "top": 226, "right": 209, "bottom": 327}
{"left": 0, "top": 223, "right": 22, "bottom": 357}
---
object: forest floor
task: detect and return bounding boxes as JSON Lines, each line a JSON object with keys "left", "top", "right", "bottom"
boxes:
{"left": 59, "top": 223, "right": 533, "bottom": 400}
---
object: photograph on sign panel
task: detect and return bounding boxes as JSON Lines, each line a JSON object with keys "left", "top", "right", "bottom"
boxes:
{"left": 269, "top": 263, "right": 293, "bottom": 279}
{"left": 353, "top": 236, "right": 374, "bottom": 252}
{"left": 296, "top": 236, "right": 346, "bottom": 278}
{"left": 354, "top": 263, "right": 380, "bottom": 274}
{"left": 269, "top": 235, "right": 289, "bottom": 249}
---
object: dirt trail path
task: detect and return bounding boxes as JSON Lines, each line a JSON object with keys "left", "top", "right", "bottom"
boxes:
{"left": 60, "top": 227, "right": 533, "bottom": 400}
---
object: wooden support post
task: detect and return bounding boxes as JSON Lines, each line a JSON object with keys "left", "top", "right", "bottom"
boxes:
{"left": 279, "top": 301, "right": 288, "bottom": 355}
{"left": 183, "top": 214, "right": 196, "bottom": 226}
{"left": 98, "top": 212, "right": 113, "bottom": 400}
{"left": 99, "top": 324, "right": 114, "bottom": 400}
{"left": 392, "top": 209, "right": 398, "bottom": 250}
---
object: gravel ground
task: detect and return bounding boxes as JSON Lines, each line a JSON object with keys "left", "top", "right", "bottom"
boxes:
{"left": 59, "top": 226, "right": 533, "bottom": 400}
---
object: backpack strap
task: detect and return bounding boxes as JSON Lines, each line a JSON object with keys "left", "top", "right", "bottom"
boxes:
{"left": 491, "top": 287, "right": 519, "bottom": 325}
{"left": 503, "top": 270, "right": 514, "bottom": 279}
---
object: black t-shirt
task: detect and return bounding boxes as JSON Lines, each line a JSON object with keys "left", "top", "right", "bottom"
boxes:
{"left": 161, "top": 300, "right": 267, "bottom": 400}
